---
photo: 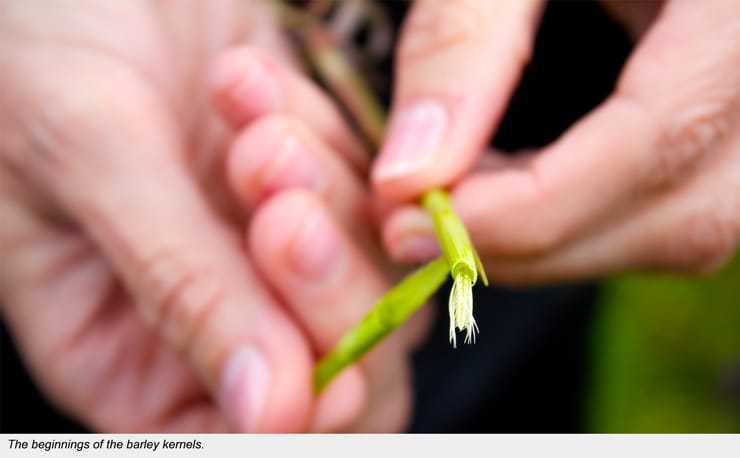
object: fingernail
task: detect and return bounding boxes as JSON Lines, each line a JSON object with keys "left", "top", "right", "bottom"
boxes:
{"left": 289, "top": 206, "right": 344, "bottom": 282}
{"left": 391, "top": 235, "right": 441, "bottom": 262}
{"left": 373, "top": 100, "right": 448, "bottom": 180}
{"left": 220, "top": 345, "right": 270, "bottom": 432}
{"left": 262, "top": 136, "right": 325, "bottom": 195}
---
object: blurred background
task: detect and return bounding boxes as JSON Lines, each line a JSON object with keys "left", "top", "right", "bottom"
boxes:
{"left": 2, "top": 0, "right": 739, "bottom": 433}
{"left": 588, "top": 253, "right": 740, "bottom": 432}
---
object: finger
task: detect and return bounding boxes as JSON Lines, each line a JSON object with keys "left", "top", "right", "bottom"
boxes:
{"left": 250, "top": 190, "right": 412, "bottom": 432}
{"left": 395, "top": 1, "right": 740, "bottom": 259}
{"left": 225, "top": 114, "right": 372, "bottom": 240}
{"left": 371, "top": 0, "right": 543, "bottom": 201}
{"left": 483, "top": 137, "right": 740, "bottom": 284}
{"left": 308, "top": 366, "right": 367, "bottom": 433}
{"left": 209, "top": 46, "right": 368, "bottom": 172}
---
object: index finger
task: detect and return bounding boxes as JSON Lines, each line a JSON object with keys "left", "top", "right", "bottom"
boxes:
{"left": 451, "top": 0, "right": 740, "bottom": 257}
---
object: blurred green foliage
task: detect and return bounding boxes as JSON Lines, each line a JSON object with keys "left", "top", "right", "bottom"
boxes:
{"left": 588, "top": 252, "right": 740, "bottom": 432}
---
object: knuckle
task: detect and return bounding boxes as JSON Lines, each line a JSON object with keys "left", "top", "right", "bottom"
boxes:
{"left": 670, "top": 206, "right": 738, "bottom": 273}
{"left": 486, "top": 213, "right": 566, "bottom": 258}
{"left": 652, "top": 104, "right": 731, "bottom": 186}
{"left": 462, "top": 167, "right": 566, "bottom": 258}
{"left": 3, "top": 69, "right": 153, "bottom": 190}
{"left": 138, "top": 244, "right": 227, "bottom": 356}
{"left": 512, "top": 224, "right": 565, "bottom": 258}
{"left": 0, "top": 97, "right": 73, "bottom": 187}
{"left": 398, "top": 0, "right": 481, "bottom": 65}
{"left": 510, "top": 168, "right": 567, "bottom": 257}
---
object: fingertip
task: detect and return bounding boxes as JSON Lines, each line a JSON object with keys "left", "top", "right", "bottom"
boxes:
{"left": 226, "top": 117, "right": 282, "bottom": 208}
{"left": 209, "top": 48, "right": 251, "bottom": 97}
{"left": 248, "top": 189, "right": 319, "bottom": 267}
{"left": 254, "top": 321, "right": 315, "bottom": 433}
{"left": 227, "top": 117, "right": 325, "bottom": 210}
{"left": 211, "top": 46, "right": 370, "bottom": 174}
{"left": 371, "top": 172, "right": 456, "bottom": 203}
{"left": 209, "top": 47, "right": 282, "bottom": 127}
{"left": 209, "top": 282, "right": 319, "bottom": 434}
{"left": 217, "top": 308, "right": 315, "bottom": 433}
{"left": 219, "top": 344, "right": 271, "bottom": 432}
{"left": 310, "top": 366, "right": 367, "bottom": 432}
{"left": 250, "top": 189, "right": 350, "bottom": 296}
{"left": 370, "top": 99, "right": 462, "bottom": 202}
{"left": 382, "top": 206, "right": 439, "bottom": 262}
{"left": 370, "top": 146, "right": 477, "bottom": 203}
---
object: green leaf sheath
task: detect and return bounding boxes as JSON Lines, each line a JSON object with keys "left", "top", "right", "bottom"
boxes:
{"left": 421, "top": 189, "right": 488, "bottom": 286}
{"left": 313, "top": 257, "right": 449, "bottom": 393}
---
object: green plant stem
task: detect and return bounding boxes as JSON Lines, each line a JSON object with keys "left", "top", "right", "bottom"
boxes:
{"left": 314, "top": 258, "right": 449, "bottom": 393}
{"left": 421, "top": 189, "right": 488, "bottom": 346}
{"left": 421, "top": 190, "right": 488, "bottom": 288}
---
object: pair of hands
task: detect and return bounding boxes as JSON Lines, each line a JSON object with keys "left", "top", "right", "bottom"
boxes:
{"left": 1, "top": 0, "right": 739, "bottom": 433}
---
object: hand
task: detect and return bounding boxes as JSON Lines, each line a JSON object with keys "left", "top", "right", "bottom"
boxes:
{"left": 378, "top": 1, "right": 740, "bottom": 282}
{"left": 0, "top": 1, "right": 415, "bottom": 432}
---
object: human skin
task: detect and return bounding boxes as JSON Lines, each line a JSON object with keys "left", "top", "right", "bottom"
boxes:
{"left": 375, "top": 0, "right": 740, "bottom": 282}
{"left": 0, "top": 1, "right": 419, "bottom": 433}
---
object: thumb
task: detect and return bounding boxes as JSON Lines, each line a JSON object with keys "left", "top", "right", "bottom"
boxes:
{"left": 372, "top": 0, "right": 542, "bottom": 201}
{"left": 38, "top": 80, "right": 314, "bottom": 432}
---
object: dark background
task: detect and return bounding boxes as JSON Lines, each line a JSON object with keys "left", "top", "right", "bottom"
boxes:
{"left": 1, "top": 1, "right": 632, "bottom": 433}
